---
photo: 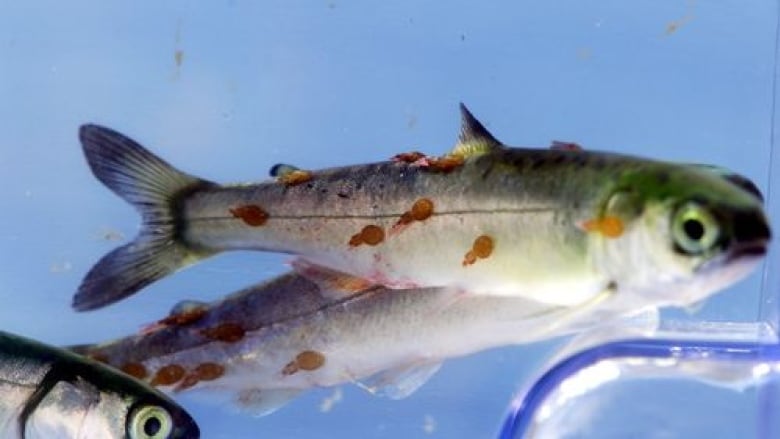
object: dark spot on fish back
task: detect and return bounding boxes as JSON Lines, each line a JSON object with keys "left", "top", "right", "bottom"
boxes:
{"left": 480, "top": 163, "right": 495, "bottom": 180}
{"left": 570, "top": 154, "right": 587, "bottom": 167}
{"left": 656, "top": 170, "right": 670, "bottom": 184}
{"left": 529, "top": 158, "right": 546, "bottom": 171}
{"left": 550, "top": 154, "right": 567, "bottom": 165}
{"left": 588, "top": 156, "right": 607, "bottom": 171}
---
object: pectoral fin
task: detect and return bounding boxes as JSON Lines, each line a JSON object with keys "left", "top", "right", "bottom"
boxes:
{"left": 234, "top": 388, "right": 302, "bottom": 417}
{"left": 291, "top": 258, "right": 375, "bottom": 299}
{"left": 544, "top": 307, "right": 660, "bottom": 368}
{"left": 356, "top": 361, "right": 443, "bottom": 400}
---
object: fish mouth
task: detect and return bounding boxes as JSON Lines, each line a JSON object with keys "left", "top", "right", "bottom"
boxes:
{"left": 726, "top": 240, "right": 768, "bottom": 263}
{"left": 726, "top": 208, "right": 771, "bottom": 263}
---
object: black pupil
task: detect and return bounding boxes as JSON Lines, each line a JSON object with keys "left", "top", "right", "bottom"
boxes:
{"left": 683, "top": 219, "right": 705, "bottom": 241}
{"left": 144, "top": 416, "right": 162, "bottom": 437}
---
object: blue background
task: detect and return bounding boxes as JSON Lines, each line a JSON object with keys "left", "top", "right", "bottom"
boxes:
{"left": 0, "top": 1, "right": 776, "bottom": 437}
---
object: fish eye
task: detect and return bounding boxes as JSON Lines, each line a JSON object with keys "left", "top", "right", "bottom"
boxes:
{"left": 672, "top": 202, "right": 720, "bottom": 254}
{"left": 128, "top": 404, "right": 174, "bottom": 439}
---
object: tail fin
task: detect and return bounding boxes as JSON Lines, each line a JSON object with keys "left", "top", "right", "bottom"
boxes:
{"left": 74, "top": 124, "right": 216, "bottom": 311}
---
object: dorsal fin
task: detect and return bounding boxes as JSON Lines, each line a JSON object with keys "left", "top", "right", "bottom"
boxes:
{"left": 451, "top": 103, "right": 501, "bottom": 157}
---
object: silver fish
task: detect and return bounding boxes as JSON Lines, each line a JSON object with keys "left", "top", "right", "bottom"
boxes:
{"left": 71, "top": 272, "right": 661, "bottom": 416}
{"left": 73, "top": 105, "right": 770, "bottom": 311}
{"left": 0, "top": 330, "right": 199, "bottom": 438}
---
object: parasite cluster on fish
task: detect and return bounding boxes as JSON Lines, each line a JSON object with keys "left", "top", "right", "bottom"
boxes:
{"left": 73, "top": 104, "right": 770, "bottom": 316}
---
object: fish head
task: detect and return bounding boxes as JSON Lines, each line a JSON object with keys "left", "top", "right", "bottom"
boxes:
{"left": 32, "top": 367, "right": 200, "bottom": 439}
{"left": 594, "top": 163, "right": 771, "bottom": 308}
{"left": 81, "top": 380, "right": 200, "bottom": 439}
{"left": 685, "top": 163, "right": 765, "bottom": 203}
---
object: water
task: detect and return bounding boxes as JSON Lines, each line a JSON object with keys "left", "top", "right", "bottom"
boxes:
{"left": 0, "top": 1, "right": 777, "bottom": 437}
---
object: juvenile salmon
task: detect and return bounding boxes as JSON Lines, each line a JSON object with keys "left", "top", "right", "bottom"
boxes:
{"left": 72, "top": 272, "right": 650, "bottom": 415}
{"left": 0, "top": 330, "right": 199, "bottom": 438}
{"left": 73, "top": 105, "right": 770, "bottom": 310}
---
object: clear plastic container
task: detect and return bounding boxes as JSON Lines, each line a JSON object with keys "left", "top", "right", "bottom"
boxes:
{"left": 501, "top": 4, "right": 780, "bottom": 436}
{"left": 0, "top": 2, "right": 777, "bottom": 438}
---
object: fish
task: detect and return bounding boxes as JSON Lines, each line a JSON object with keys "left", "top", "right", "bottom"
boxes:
{"left": 69, "top": 271, "right": 657, "bottom": 416}
{"left": 0, "top": 330, "right": 199, "bottom": 438}
{"left": 73, "top": 104, "right": 770, "bottom": 310}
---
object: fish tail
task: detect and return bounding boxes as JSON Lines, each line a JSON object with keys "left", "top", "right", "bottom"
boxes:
{"left": 74, "top": 124, "right": 215, "bottom": 311}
